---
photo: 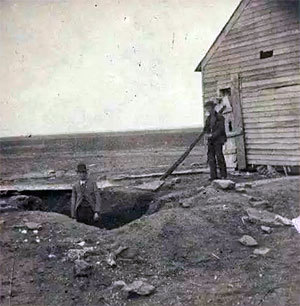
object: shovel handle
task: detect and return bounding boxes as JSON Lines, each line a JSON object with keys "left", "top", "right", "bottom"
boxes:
{"left": 160, "top": 131, "right": 205, "bottom": 181}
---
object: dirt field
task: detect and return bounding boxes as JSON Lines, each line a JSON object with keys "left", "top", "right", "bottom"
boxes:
{"left": 1, "top": 173, "right": 299, "bottom": 306}
{"left": 0, "top": 129, "right": 206, "bottom": 184}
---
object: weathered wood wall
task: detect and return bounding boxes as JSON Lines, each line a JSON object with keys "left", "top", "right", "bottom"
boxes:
{"left": 202, "top": 0, "right": 300, "bottom": 167}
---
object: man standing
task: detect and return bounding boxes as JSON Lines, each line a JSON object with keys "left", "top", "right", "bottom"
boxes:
{"left": 71, "top": 163, "right": 101, "bottom": 225}
{"left": 203, "top": 100, "right": 227, "bottom": 181}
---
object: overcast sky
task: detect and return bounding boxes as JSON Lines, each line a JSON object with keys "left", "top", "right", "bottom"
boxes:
{"left": 0, "top": 0, "right": 240, "bottom": 137}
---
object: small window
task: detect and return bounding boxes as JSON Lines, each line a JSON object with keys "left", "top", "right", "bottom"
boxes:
{"left": 228, "top": 121, "right": 233, "bottom": 132}
{"left": 219, "top": 88, "right": 231, "bottom": 97}
{"left": 260, "top": 50, "right": 273, "bottom": 59}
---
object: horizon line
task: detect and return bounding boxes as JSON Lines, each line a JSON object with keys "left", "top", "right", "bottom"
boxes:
{"left": 0, "top": 125, "right": 204, "bottom": 140}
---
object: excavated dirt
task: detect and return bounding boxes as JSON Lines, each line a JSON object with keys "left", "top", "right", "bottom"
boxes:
{"left": 0, "top": 174, "right": 300, "bottom": 306}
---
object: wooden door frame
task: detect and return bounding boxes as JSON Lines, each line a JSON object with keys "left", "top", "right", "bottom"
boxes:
{"left": 216, "top": 74, "right": 247, "bottom": 170}
{"left": 231, "top": 74, "right": 247, "bottom": 170}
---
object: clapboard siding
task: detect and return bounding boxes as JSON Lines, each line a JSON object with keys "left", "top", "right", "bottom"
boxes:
{"left": 246, "top": 127, "right": 300, "bottom": 134}
{"left": 212, "top": 73, "right": 300, "bottom": 90}
{"left": 211, "top": 30, "right": 300, "bottom": 57}
{"left": 243, "top": 109, "right": 300, "bottom": 119}
{"left": 246, "top": 138, "right": 300, "bottom": 144}
{"left": 243, "top": 102, "right": 300, "bottom": 113}
{"left": 205, "top": 55, "right": 299, "bottom": 79}
{"left": 200, "top": 0, "right": 300, "bottom": 166}
{"left": 231, "top": 14, "right": 298, "bottom": 33}
{"left": 208, "top": 39, "right": 298, "bottom": 66}
{"left": 246, "top": 158, "right": 300, "bottom": 166}
{"left": 234, "top": 2, "right": 297, "bottom": 23}
{"left": 204, "top": 63, "right": 298, "bottom": 83}
{"left": 217, "top": 31, "right": 299, "bottom": 56}
{"left": 246, "top": 132, "right": 300, "bottom": 139}
{"left": 206, "top": 49, "right": 299, "bottom": 73}
{"left": 227, "top": 17, "right": 298, "bottom": 42}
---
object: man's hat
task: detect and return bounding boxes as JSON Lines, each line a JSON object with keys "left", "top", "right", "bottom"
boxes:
{"left": 76, "top": 163, "right": 88, "bottom": 173}
{"left": 204, "top": 100, "right": 215, "bottom": 108}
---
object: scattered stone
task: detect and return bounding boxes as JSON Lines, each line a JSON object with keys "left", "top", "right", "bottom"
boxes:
{"left": 20, "top": 229, "right": 27, "bottom": 234}
{"left": 191, "top": 163, "right": 201, "bottom": 168}
{"left": 119, "top": 248, "right": 138, "bottom": 260}
{"left": 33, "top": 230, "right": 39, "bottom": 235}
{"left": 241, "top": 216, "right": 249, "bottom": 224}
{"left": 47, "top": 169, "right": 56, "bottom": 175}
{"left": 247, "top": 208, "right": 293, "bottom": 227}
{"left": 67, "top": 247, "right": 95, "bottom": 261}
{"left": 276, "top": 214, "right": 293, "bottom": 226}
{"left": 181, "top": 202, "right": 191, "bottom": 208}
{"left": 236, "top": 182, "right": 252, "bottom": 189}
{"left": 114, "top": 246, "right": 128, "bottom": 256}
{"left": 196, "top": 186, "right": 206, "bottom": 193}
{"left": 239, "top": 235, "right": 258, "bottom": 246}
{"left": 78, "top": 241, "right": 86, "bottom": 247}
{"left": 261, "top": 226, "right": 272, "bottom": 234}
{"left": 24, "top": 239, "right": 28, "bottom": 243}
{"left": 248, "top": 196, "right": 263, "bottom": 202}
{"left": 250, "top": 200, "right": 269, "bottom": 208}
{"left": 35, "top": 237, "right": 40, "bottom": 243}
{"left": 48, "top": 254, "right": 56, "bottom": 259}
{"left": 25, "top": 222, "right": 42, "bottom": 230}
{"left": 253, "top": 247, "right": 270, "bottom": 256}
{"left": 236, "top": 187, "right": 247, "bottom": 193}
{"left": 292, "top": 216, "right": 300, "bottom": 233}
{"left": 74, "top": 259, "right": 92, "bottom": 277}
{"left": 123, "top": 279, "right": 155, "bottom": 296}
{"left": 106, "top": 253, "right": 117, "bottom": 267}
{"left": 105, "top": 245, "right": 128, "bottom": 267}
{"left": 112, "top": 280, "right": 127, "bottom": 289}
{"left": 212, "top": 179, "right": 236, "bottom": 190}
{"left": 171, "top": 177, "right": 181, "bottom": 184}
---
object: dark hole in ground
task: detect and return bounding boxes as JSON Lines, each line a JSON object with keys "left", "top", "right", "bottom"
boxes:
{"left": 4, "top": 188, "right": 154, "bottom": 230}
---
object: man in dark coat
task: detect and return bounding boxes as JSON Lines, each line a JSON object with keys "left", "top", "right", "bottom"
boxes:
{"left": 71, "top": 163, "right": 101, "bottom": 225}
{"left": 203, "top": 100, "right": 227, "bottom": 181}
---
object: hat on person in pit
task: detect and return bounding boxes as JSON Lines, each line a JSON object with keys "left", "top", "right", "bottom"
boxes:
{"left": 76, "top": 163, "right": 88, "bottom": 173}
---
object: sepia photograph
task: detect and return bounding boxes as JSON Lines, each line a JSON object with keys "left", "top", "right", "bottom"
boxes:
{"left": 0, "top": 0, "right": 300, "bottom": 305}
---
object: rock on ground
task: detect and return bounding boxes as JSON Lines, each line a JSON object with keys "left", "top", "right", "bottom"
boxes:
{"left": 261, "top": 226, "right": 272, "bottom": 234}
{"left": 123, "top": 279, "right": 155, "bottom": 296}
{"left": 247, "top": 208, "right": 292, "bottom": 226}
{"left": 212, "top": 180, "right": 236, "bottom": 190}
{"left": 25, "top": 222, "right": 42, "bottom": 230}
{"left": 74, "top": 259, "right": 93, "bottom": 277}
{"left": 249, "top": 199, "right": 270, "bottom": 208}
{"left": 67, "top": 247, "right": 95, "bottom": 261}
{"left": 239, "top": 235, "right": 258, "bottom": 246}
{"left": 253, "top": 247, "right": 270, "bottom": 256}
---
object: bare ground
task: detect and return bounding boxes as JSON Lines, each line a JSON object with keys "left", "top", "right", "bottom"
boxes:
{"left": 0, "top": 174, "right": 299, "bottom": 306}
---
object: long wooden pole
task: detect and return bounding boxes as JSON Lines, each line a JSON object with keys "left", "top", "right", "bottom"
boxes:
{"left": 160, "top": 131, "right": 205, "bottom": 181}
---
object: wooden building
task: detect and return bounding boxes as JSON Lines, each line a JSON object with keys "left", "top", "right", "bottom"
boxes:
{"left": 195, "top": 0, "right": 300, "bottom": 171}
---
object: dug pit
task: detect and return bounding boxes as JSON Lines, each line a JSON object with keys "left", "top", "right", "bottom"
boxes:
{"left": 0, "top": 187, "right": 155, "bottom": 230}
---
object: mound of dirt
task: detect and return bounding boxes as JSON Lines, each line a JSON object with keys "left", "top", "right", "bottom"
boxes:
{"left": 0, "top": 177, "right": 300, "bottom": 306}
